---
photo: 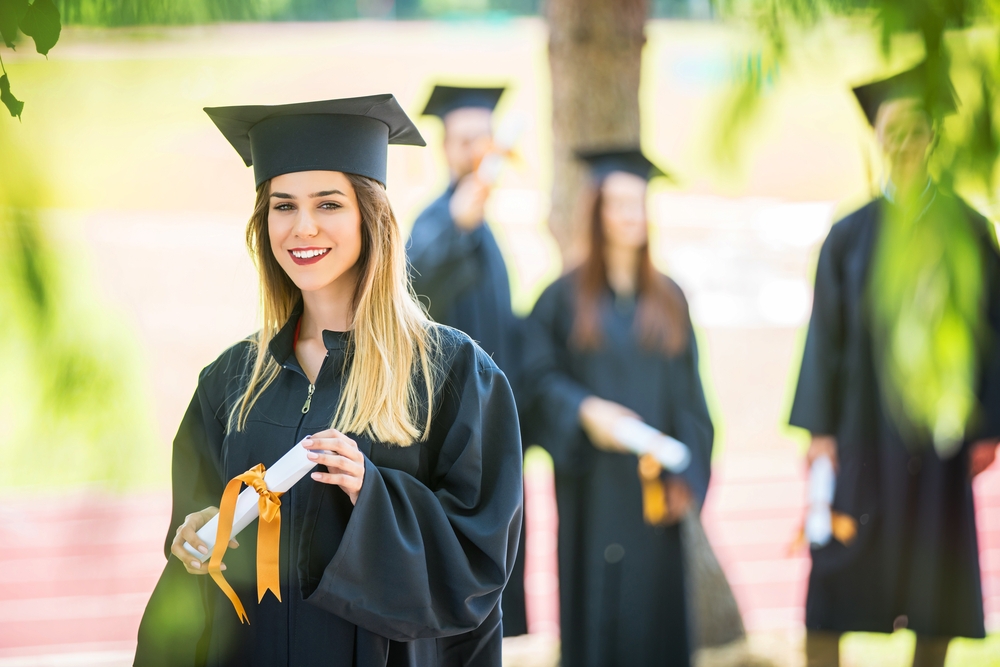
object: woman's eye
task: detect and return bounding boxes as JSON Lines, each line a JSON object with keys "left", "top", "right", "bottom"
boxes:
{"left": 319, "top": 201, "right": 341, "bottom": 210}
{"left": 273, "top": 203, "right": 295, "bottom": 211}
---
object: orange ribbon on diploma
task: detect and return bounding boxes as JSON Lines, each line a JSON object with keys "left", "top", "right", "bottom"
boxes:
{"left": 208, "top": 464, "right": 284, "bottom": 623}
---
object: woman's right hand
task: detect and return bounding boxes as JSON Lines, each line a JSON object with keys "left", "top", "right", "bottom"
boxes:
{"left": 806, "top": 435, "right": 839, "bottom": 472}
{"left": 579, "top": 396, "right": 640, "bottom": 453}
{"left": 170, "top": 506, "right": 238, "bottom": 575}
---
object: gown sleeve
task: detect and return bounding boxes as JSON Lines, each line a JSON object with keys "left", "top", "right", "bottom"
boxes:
{"left": 302, "top": 340, "right": 524, "bottom": 642}
{"left": 520, "top": 281, "right": 592, "bottom": 474}
{"left": 667, "top": 326, "right": 715, "bottom": 509}
{"left": 789, "top": 224, "right": 846, "bottom": 436}
{"left": 135, "top": 364, "right": 229, "bottom": 667}
{"left": 407, "top": 196, "right": 484, "bottom": 322}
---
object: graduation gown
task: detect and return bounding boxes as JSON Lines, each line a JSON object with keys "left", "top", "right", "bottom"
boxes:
{"left": 790, "top": 192, "right": 1000, "bottom": 638}
{"left": 407, "top": 186, "right": 514, "bottom": 374}
{"left": 407, "top": 186, "right": 526, "bottom": 635}
{"left": 134, "top": 304, "right": 523, "bottom": 667}
{"left": 521, "top": 272, "right": 714, "bottom": 667}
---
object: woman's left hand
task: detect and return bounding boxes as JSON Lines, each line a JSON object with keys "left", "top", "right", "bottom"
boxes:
{"left": 305, "top": 429, "right": 366, "bottom": 505}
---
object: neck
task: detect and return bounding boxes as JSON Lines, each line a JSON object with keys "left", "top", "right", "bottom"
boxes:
{"left": 299, "top": 267, "right": 358, "bottom": 338}
{"left": 890, "top": 166, "right": 929, "bottom": 201}
{"left": 604, "top": 244, "right": 641, "bottom": 296}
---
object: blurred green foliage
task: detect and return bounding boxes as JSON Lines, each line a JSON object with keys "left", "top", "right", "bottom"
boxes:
{"left": 0, "top": 0, "right": 63, "bottom": 118}
{"left": 0, "top": 122, "right": 159, "bottom": 490}
{"left": 717, "top": 0, "right": 1000, "bottom": 454}
{"left": 869, "top": 194, "right": 986, "bottom": 455}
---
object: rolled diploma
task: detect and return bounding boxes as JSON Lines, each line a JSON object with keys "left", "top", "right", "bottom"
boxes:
{"left": 805, "top": 455, "right": 836, "bottom": 548}
{"left": 612, "top": 417, "right": 691, "bottom": 473}
{"left": 183, "top": 439, "right": 317, "bottom": 562}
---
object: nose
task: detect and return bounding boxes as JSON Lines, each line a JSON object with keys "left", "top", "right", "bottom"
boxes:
{"left": 292, "top": 208, "right": 319, "bottom": 238}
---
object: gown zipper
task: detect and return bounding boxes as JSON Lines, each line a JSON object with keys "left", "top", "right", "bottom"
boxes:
{"left": 301, "top": 383, "right": 315, "bottom": 414}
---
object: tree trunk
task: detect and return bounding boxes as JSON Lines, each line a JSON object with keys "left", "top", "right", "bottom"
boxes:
{"left": 546, "top": 0, "right": 646, "bottom": 260}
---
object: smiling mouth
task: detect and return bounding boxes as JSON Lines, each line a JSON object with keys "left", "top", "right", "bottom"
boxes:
{"left": 289, "top": 248, "right": 331, "bottom": 266}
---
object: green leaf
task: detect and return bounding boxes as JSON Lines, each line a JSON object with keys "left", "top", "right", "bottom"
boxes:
{"left": 1, "top": 74, "right": 23, "bottom": 119}
{"left": 0, "top": 0, "right": 28, "bottom": 49}
{"left": 18, "top": 0, "right": 59, "bottom": 56}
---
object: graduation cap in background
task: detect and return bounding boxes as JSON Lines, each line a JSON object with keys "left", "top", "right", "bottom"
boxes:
{"left": 576, "top": 147, "right": 669, "bottom": 183}
{"left": 851, "top": 60, "right": 958, "bottom": 127}
{"left": 204, "top": 94, "right": 425, "bottom": 188}
{"left": 421, "top": 85, "right": 506, "bottom": 119}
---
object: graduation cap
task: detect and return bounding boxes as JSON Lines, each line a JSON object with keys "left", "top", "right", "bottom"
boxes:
{"left": 576, "top": 147, "right": 669, "bottom": 182}
{"left": 852, "top": 60, "right": 958, "bottom": 127}
{"left": 421, "top": 85, "right": 506, "bottom": 119}
{"left": 204, "top": 94, "right": 426, "bottom": 188}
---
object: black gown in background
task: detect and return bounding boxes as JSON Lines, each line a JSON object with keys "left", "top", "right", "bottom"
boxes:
{"left": 521, "top": 272, "right": 714, "bottom": 667}
{"left": 134, "top": 303, "right": 523, "bottom": 667}
{"left": 407, "top": 186, "right": 514, "bottom": 373}
{"left": 790, "top": 192, "right": 1000, "bottom": 638}
{"left": 407, "top": 185, "right": 528, "bottom": 636}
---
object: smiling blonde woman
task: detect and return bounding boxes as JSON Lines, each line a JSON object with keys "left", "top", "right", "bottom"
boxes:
{"left": 134, "top": 95, "right": 523, "bottom": 667}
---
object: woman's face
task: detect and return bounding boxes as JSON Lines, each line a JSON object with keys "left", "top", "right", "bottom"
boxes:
{"left": 268, "top": 170, "right": 363, "bottom": 294}
{"left": 600, "top": 171, "right": 649, "bottom": 251}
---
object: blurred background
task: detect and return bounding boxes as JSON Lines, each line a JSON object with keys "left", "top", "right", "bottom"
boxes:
{"left": 0, "top": 0, "right": 998, "bottom": 665}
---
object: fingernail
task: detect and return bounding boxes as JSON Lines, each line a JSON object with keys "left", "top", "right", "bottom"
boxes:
{"left": 221, "top": 564, "right": 227, "bottom": 571}
{"left": 311, "top": 472, "right": 321, "bottom": 480}
{"left": 305, "top": 434, "right": 312, "bottom": 439}
{"left": 232, "top": 539, "right": 239, "bottom": 547}
{"left": 307, "top": 452, "right": 318, "bottom": 460}
{"left": 190, "top": 560, "right": 201, "bottom": 569}
{"left": 197, "top": 545, "right": 208, "bottom": 555}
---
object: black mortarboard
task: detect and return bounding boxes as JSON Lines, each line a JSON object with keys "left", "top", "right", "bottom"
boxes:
{"left": 851, "top": 60, "right": 958, "bottom": 126}
{"left": 421, "top": 85, "right": 506, "bottom": 119}
{"left": 204, "top": 94, "right": 425, "bottom": 188}
{"left": 576, "top": 147, "right": 668, "bottom": 182}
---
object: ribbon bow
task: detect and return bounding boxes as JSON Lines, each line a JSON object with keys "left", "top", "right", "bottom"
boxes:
{"left": 638, "top": 454, "right": 670, "bottom": 526}
{"left": 208, "top": 463, "right": 284, "bottom": 624}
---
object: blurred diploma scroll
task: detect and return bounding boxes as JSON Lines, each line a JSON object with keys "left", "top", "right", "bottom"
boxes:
{"left": 183, "top": 439, "right": 317, "bottom": 563}
{"left": 612, "top": 417, "right": 691, "bottom": 473}
{"left": 806, "top": 455, "right": 836, "bottom": 548}
{"left": 476, "top": 113, "right": 525, "bottom": 186}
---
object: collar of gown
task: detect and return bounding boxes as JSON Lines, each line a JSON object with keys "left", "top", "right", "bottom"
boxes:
{"left": 268, "top": 299, "right": 353, "bottom": 364}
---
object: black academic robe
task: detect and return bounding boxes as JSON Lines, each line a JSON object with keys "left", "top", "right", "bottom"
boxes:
{"left": 407, "top": 186, "right": 514, "bottom": 375}
{"left": 134, "top": 304, "right": 523, "bottom": 667}
{"left": 790, "top": 192, "right": 1000, "bottom": 638}
{"left": 407, "top": 186, "right": 527, "bottom": 636}
{"left": 521, "top": 272, "right": 714, "bottom": 667}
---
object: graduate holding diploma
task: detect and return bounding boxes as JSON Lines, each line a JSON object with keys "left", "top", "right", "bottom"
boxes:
{"left": 520, "top": 149, "right": 714, "bottom": 667}
{"left": 790, "top": 63, "right": 1000, "bottom": 667}
{"left": 134, "top": 95, "right": 523, "bottom": 667}
{"left": 407, "top": 84, "right": 528, "bottom": 635}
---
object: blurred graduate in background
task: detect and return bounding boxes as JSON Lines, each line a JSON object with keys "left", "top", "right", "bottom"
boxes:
{"left": 520, "top": 149, "right": 714, "bottom": 667}
{"left": 790, "top": 62, "right": 1000, "bottom": 667}
{"left": 406, "top": 85, "right": 527, "bottom": 636}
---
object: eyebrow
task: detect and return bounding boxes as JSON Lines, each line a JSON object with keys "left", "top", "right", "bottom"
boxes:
{"left": 270, "top": 189, "right": 345, "bottom": 199}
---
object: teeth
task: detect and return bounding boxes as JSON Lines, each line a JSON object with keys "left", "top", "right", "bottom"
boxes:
{"left": 292, "top": 249, "right": 329, "bottom": 259}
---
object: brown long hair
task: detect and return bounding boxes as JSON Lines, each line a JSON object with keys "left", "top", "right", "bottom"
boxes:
{"left": 571, "top": 184, "right": 689, "bottom": 356}
{"left": 231, "top": 173, "right": 441, "bottom": 446}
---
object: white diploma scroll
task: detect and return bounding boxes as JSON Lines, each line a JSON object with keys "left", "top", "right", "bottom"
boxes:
{"left": 612, "top": 417, "right": 691, "bottom": 473}
{"left": 805, "top": 455, "right": 836, "bottom": 548}
{"left": 476, "top": 113, "right": 525, "bottom": 186}
{"left": 183, "top": 439, "right": 318, "bottom": 562}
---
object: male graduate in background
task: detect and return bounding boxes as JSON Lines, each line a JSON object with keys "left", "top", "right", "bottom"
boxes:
{"left": 407, "top": 85, "right": 526, "bottom": 637}
{"left": 790, "top": 61, "right": 1000, "bottom": 667}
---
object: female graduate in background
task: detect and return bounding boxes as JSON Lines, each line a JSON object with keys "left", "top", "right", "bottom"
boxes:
{"left": 134, "top": 95, "right": 522, "bottom": 667}
{"left": 520, "top": 149, "right": 714, "bottom": 667}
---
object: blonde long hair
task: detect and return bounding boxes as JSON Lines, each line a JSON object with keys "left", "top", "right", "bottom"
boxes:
{"left": 231, "top": 173, "right": 440, "bottom": 446}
